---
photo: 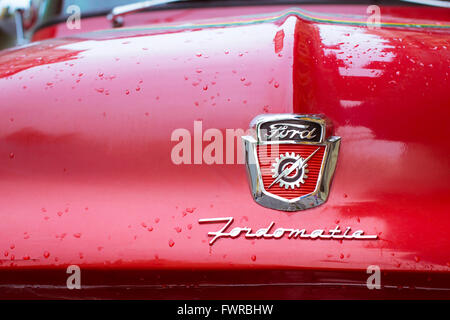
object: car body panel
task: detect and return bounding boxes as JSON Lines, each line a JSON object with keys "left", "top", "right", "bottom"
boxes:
{"left": 0, "top": 5, "right": 449, "bottom": 298}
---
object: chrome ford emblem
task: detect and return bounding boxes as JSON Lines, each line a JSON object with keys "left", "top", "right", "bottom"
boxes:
{"left": 242, "top": 114, "right": 341, "bottom": 211}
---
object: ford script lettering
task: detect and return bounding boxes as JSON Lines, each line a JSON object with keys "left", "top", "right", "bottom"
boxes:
{"left": 259, "top": 119, "right": 322, "bottom": 143}
{"left": 265, "top": 123, "right": 317, "bottom": 140}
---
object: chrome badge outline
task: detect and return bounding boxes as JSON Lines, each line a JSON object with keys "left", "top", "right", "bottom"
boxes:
{"left": 242, "top": 114, "right": 341, "bottom": 211}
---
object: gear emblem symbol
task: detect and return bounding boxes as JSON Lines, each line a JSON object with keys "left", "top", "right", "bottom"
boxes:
{"left": 271, "top": 152, "right": 309, "bottom": 189}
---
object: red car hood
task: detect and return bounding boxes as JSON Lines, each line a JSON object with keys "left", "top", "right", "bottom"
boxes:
{"left": 0, "top": 5, "right": 449, "bottom": 298}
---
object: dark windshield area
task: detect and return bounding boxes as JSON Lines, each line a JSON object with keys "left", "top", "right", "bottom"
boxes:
{"left": 62, "top": 0, "right": 405, "bottom": 13}
{"left": 63, "top": 0, "right": 141, "bottom": 12}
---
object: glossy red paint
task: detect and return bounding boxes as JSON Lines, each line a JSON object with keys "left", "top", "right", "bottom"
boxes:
{"left": 0, "top": 5, "right": 449, "bottom": 298}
